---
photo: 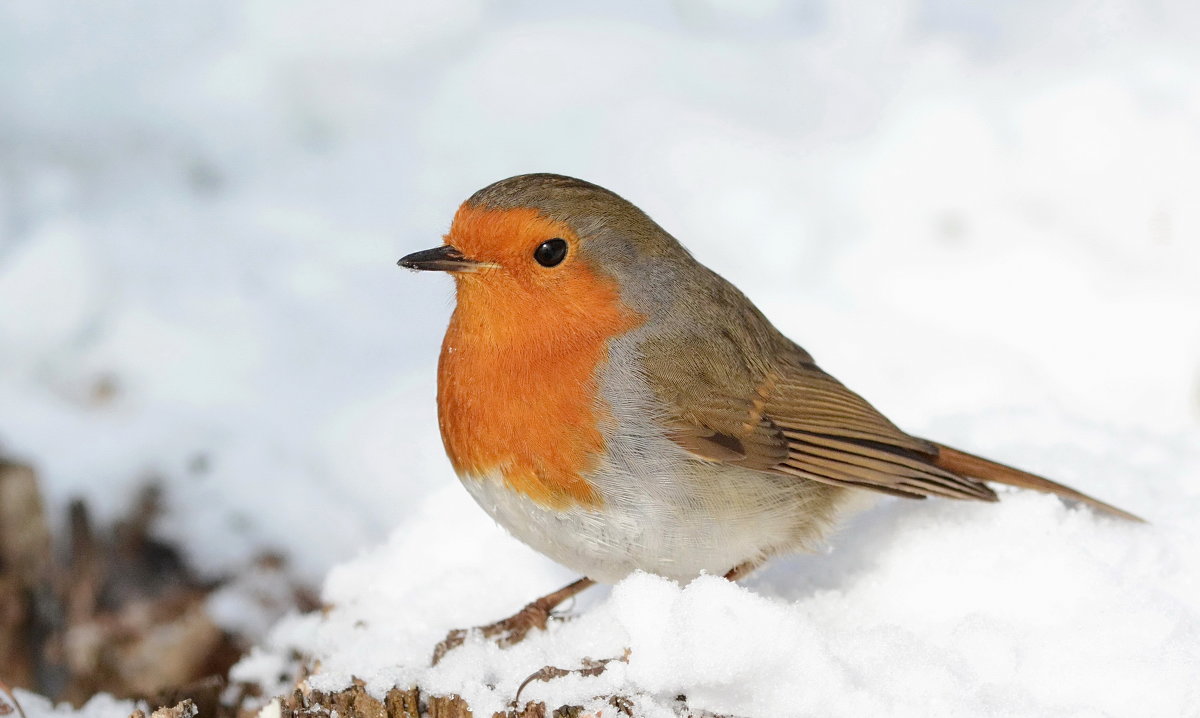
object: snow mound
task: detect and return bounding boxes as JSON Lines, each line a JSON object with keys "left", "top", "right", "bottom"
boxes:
{"left": 241, "top": 431, "right": 1200, "bottom": 716}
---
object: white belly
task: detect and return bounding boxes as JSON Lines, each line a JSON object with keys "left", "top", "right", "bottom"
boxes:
{"left": 458, "top": 447, "right": 850, "bottom": 584}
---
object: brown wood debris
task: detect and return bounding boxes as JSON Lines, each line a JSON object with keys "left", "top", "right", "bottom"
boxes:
{"left": 0, "top": 459, "right": 306, "bottom": 717}
{"left": 130, "top": 697, "right": 199, "bottom": 718}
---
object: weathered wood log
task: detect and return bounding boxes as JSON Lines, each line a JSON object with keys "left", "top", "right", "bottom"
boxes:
{"left": 0, "top": 460, "right": 51, "bottom": 690}
{"left": 270, "top": 680, "right": 730, "bottom": 718}
{"left": 130, "top": 697, "right": 199, "bottom": 718}
{"left": 278, "top": 685, "right": 483, "bottom": 718}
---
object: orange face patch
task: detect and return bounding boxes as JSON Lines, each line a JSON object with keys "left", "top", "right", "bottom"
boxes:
{"left": 436, "top": 204, "right": 642, "bottom": 509}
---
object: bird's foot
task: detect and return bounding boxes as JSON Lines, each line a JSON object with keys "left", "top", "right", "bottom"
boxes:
{"left": 432, "top": 602, "right": 553, "bottom": 665}
{"left": 513, "top": 650, "right": 631, "bottom": 706}
{"left": 431, "top": 577, "right": 596, "bottom": 665}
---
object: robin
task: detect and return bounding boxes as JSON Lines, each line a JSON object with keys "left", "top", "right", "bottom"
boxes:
{"left": 399, "top": 173, "right": 1142, "bottom": 663}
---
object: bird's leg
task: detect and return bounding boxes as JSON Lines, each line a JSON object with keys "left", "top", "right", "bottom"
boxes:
{"left": 431, "top": 576, "right": 596, "bottom": 665}
{"left": 723, "top": 560, "right": 761, "bottom": 582}
{"left": 502, "top": 562, "right": 761, "bottom": 700}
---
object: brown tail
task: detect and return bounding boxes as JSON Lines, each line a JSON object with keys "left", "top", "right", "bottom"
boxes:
{"left": 930, "top": 442, "right": 1146, "bottom": 523}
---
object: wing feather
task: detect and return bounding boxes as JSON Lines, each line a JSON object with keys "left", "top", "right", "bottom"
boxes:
{"left": 658, "top": 355, "right": 997, "bottom": 504}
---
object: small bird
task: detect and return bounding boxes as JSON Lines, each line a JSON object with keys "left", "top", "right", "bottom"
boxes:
{"left": 399, "top": 173, "right": 1142, "bottom": 661}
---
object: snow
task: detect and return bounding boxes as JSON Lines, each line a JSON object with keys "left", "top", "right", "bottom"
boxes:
{"left": 3, "top": 0, "right": 1200, "bottom": 716}
{"left": 9, "top": 691, "right": 138, "bottom": 718}
{"left": 236, "top": 455, "right": 1200, "bottom": 716}
{"left": 205, "top": 562, "right": 309, "bottom": 643}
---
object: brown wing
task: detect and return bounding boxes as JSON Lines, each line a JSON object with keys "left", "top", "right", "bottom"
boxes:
{"left": 662, "top": 358, "right": 1149, "bottom": 520}
{"left": 633, "top": 268, "right": 1138, "bottom": 519}
{"left": 664, "top": 358, "right": 999, "bottom": 503}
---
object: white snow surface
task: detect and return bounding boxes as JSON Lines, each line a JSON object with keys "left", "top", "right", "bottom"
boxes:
{"left": 3, "top": 0, "right": 1200, "bottom": 716}
{"left": 239, "top": 467, "right": 1200, "bottom": 716}
{"left": 10, "top": 691, "right": 138, "bottom": 718}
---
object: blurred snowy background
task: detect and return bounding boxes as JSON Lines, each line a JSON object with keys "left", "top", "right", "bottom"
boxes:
{"left": 2, "top": 1, "right": 1199, "bottom": 715}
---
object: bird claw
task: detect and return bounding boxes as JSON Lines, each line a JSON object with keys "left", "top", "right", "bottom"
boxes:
{"left": 431, "top": 577, "right": 596, "bottom": 666}
{"left": 513, "top": 650, "right": 631, "bottom": 706}
{"left": 430, "top": 628, "right": 468, "bottom": 665}
{"left": 431, "top": 600, "right": 553, "bottom": 665}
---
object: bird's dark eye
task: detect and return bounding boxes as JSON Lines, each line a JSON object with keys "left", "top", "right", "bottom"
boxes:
{"left": 534, "top": 238, "right": 568, "bottom": 267}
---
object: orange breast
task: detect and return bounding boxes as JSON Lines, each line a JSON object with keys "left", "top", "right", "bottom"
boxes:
{"left": 436, "top": 206, "right": 642, "bottom": 509}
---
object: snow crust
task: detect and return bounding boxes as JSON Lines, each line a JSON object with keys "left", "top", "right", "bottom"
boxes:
{"left": 11, "top": 691, "right": 138, "bottom": 718}
{"left": 239, "top": 453, "right": 1200, "bottom": 716}
{"left": 3, "top": 0, "right": 1200, "bottom": 716}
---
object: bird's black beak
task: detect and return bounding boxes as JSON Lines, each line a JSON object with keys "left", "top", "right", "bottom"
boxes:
{"left": 397, "top": 244, "right": 490, "bottom": 273}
